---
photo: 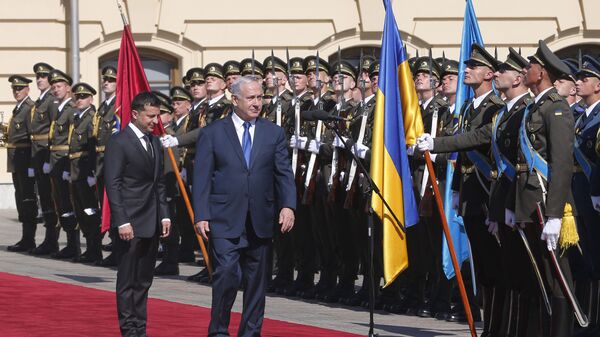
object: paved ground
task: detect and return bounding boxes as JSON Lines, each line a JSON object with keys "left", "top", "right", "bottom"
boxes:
{"left": 0, "top": 209, "right": 476, "bottom": 336}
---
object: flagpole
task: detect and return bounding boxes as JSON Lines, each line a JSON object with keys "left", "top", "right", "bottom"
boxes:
{"left": 424, "top": 151, "right": 477, "bottom": 337}
{"left": 115, "top": 0, "right": 212, "bottom": 277}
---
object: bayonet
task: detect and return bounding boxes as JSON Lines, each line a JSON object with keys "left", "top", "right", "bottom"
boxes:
{"left": 251, "top": 49, "right": 256, "bottom": 77}
{"left": 287, "top": 48, "right": 301, "bottom": 177}
{"left": 271, "top": 50, "right": 282, "bottom": 126}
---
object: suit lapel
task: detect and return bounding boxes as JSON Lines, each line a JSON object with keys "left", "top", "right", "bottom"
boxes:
{"left": 250, "top": 118, "right": 265, "bottom": 170}
{"left": 224, "top": 116, "right": 247, "bottom": 168}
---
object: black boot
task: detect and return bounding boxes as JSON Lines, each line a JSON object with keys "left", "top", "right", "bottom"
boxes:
{"left": 99, "top": 252, "right": 117, "bottom": 267}
{"left": 31, "top": 225, "right": 59, "bottom": 255}
{"left": 550, "top": 297, "right": 573, "bottom": 337}
{"left": 53, "top": 230, "right": 81, "bottom": 259}
{"left": 74, "top": 234, "right": 102, "bottom": 264}
{"left": 7, "top": 222, "right": 36, "bottom": 252}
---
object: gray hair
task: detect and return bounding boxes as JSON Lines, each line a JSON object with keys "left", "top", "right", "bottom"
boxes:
{"left": 231, "top": 75, "right": 262, "bottom": 98}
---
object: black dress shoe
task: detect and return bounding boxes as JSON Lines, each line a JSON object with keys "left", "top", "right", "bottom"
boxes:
{"left": 30, "top": 241, "right": 58, "bottom": 255}
{"left": 7, "top": 240, "right": 35, "bottom": 252}
{"left": 73, "top": 252, "right": 102, "bottom": 264}
{"left": 99, "top": 253, "right": 117, "bottom": 267}
{"left": 434, "top": 311, "right": 450, "bottom": 320}
{"left": 52, "top": 245, "right": 80, "bottom": 259}
{"left": 187, "top": 268, "right": 209, "bottom": 282}
{"left": 154, "top": 262, "right": 179, "bottom": 276}
{"left": 102, "top": 242, "right": 113, "bottom": 252}
{"left": 416, "top": 307, "right": 433, "bottom": 318}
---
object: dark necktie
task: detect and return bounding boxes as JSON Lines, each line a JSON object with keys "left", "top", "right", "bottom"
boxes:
{"left": 143, "top": 135, "right": 154, "bottom": 159}
{"left": 242, "top": 121, "right": 252, "bottom": 166}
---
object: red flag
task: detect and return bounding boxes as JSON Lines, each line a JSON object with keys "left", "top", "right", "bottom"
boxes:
{"left": 101, "top": 25, "right": 165, "bottom": 233}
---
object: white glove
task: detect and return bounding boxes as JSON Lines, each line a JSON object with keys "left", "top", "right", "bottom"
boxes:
{"left": 430, "top": 154, "right": 437, "bottom": 162}
{"left": 332, "top": 135, "right": 348, "bottom": 148}
{"left": 541, "top": 217, "right": 561, "bottom": 251}
{"left": 86, "top": 176, "right": 96, "bottom": 187}
{"left": 180, "top": 167, "right": 187, "bottom": 183}
{"left": 486, "top": 219, "right": 499, "bottom": 236}
{"left": 307, "top": 139, "right": 321, "bottom": 154}
{"left": 27, "top": 168, "right": 35, "bottom": 177}
{"left": 451, "top": 191, "right": 459, "bottom": 210}
{"left": 591, "top": 195, "right": 600, "bottom": 213}
{"left": 352, "top": 143, "right": 370, "bottom": 159}
{"left": 42, "top": 162, "right": 51, "bottom": 174}
{"left": 407, "top": 144, "right": 416, "bottom": 156}
{"left": 505, "top": 209, "right": 516, "bottom": 229}
{"left": 160, "top": 135, "right": 179, "bottom": 148}
{"left": 289, "top": 135, "right": 308, "bottom": 149}
{"left": 62, "top": 171, "right": 71, "bottom": 182}
{"left": 417, "top": 133, "right": 434, "bottom": 152}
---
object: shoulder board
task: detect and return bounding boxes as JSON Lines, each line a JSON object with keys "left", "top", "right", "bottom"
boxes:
{"left": 523, "top": 95, "right": 534, "bottom": 106}
{"left": 489, "top": 94, "right": 504, "bottom": 106}
{"left": 281, "top": 91, "right": 293, "bottom": 100}
{"left": 548, "top": 92, "right": 562, "bottom": 102}
{"left": 434, "top": 97, "right": 448, "bottom": 107}
{"left": 301, "top": 94, "right": 312, "bottom": 102}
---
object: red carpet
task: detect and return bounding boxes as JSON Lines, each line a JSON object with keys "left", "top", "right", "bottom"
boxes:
{"left": 0, "top": 272, "right": 360, "bottom": 337}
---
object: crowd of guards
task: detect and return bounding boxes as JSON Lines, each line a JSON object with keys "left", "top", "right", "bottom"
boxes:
{"left": 5, "top": 40, "right": 600, "bottom": 336}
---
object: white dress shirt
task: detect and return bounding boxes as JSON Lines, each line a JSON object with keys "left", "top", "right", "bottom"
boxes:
{"left": 534, "top": 87, "right": 553, "bottom": 104}
{"left": 506, "top": 92, "right": 530, "bottom": 112}
{"left": 472, "top": 90, "right": 493, "bottom": 109}
{"left": 231, "top": 111, "right": 256, "bottom": 147}
{"left": 58, "top": 97, "right": 72, "bottom": 112}
{"left": 208, "top": 94, "right": 225, "bottom": 106}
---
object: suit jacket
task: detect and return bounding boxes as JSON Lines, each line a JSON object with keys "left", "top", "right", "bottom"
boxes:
{"left": 104, "top": 126, "right": 169, "bottom": 238}
{"left": 193, "top": 114, "right": 296, "bottom": 239}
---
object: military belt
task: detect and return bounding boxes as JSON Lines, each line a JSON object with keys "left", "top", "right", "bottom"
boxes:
{"left": 30, "top": 133, "right": 49, "bottom": 141}
{"left": 69, "top": 151, "right": 89, "bottom": 159}
{"left": 460, "top": 165, "right": 475, "bottom": 174}
{"left": 6, "top": 143, "right": 31, "bottom": 149}
{"left": 50, "top": 145, "right": 69, "bottom": 151}
{"left": 516, "top": 163, "right": 529, "bottom": 173}
{"left": 96, "top": 145, "right": 105, "bottom": 152}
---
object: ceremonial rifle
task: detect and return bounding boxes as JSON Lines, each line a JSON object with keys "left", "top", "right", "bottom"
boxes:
{"left": 271, "top": 50, "right": 282, "bottom": 127}
{"left": 327, "top": 46, "right": 344, "bottom": 202}
{"left": 287, "top": 48, "right": 302, "bottom": 179}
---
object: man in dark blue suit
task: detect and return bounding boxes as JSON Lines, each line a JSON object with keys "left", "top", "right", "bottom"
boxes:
{"left": 105, "top": 92, "right": 171, "bottom": 337}
{"left": 193, "top": 75, "right": 296, "bottom": 337}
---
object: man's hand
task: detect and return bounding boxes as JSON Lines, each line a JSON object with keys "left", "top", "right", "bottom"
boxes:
{"left": 486, "top": 219, "right": 499, "bottom": 236}
{"left": 160, "top": 135, "right": 179, "bottom": 148}
{"left": 27, "top": 168, "right": 35, "bottom": 177}
{"left": 195, "top": 221, "right": 210, "bottom": 240}
{"left": 160, "top": 219, "right": 171, "bottom": 238}
{"left": 352, "top": 143, "right": 370, "bottom": 159}
{"left": 279, "top": 207, "right": 295, "bottom": 233}
{"left": 42, "top": 162, "right": 51, "bottom": 174}
{"left": 417, "top": 133, "right": 434, "bottom": 152}
{"left": 87, "top": 176, "right": 96, "bottom": 187}
{"left": 289, "top": 135, "right": 308, "bottom": 149}
{"left": 505, "top": 209, "right": 516, "bottom": 229}
{"left": 591, "top": 196, "right": 600, "bottom": 213}
{"left": 332, "top": 135, "right": 348, "bottom": 148}
{"left": 307, "top": 140, "right": 320, "bottom": 154}
{"left": 62, "top": 171, "right": 71, "bottom": 182}
{"left": 119, "top": 224, "right": 134, "bottom": 241}
{"left": 541, "top": 217, "right": 561, "bottom": 251}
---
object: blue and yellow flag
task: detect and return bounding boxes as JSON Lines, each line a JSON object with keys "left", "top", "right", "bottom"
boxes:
{"left": 371, "top": 0, "right": 422, "bottom": 286}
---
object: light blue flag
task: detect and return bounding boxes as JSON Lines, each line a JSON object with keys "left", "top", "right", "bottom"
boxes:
{"left": 442, "top": 0, "right": 484, "bottom": 279}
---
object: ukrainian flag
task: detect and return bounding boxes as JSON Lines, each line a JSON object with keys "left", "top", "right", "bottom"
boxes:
{"left": 371, "top": 0, "right": 423, "bottom": 286}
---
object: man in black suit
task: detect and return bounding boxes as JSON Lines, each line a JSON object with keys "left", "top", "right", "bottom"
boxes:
{"left": 193, "top": 75, "right": 296, "bottom": 337}
{"left": 104, "top": 92, "right": 171, "bottom": 337}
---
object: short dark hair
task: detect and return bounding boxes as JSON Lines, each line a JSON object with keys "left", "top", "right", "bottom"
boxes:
{"left": 131, "top": 91, "right": 161, "bottom": 112}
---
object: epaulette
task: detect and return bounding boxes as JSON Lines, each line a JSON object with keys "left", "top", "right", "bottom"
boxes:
{"left": 489, "top": 94, "right": 504, "bottom": 106}
{"left": 434, "top": 97, "right": 448, "bottom": 107}
{"left": 523, "top": 95, "right": 534, "bottom": 106}
{"left": 281, "top": 90, "right": 293, "bottom": 101}
{"left": 548, "top": 92, "right": 562, "bottom": 102}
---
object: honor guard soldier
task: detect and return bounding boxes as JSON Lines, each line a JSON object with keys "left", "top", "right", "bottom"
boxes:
{"left": 95, "top": 66, "right": 118, "bottom": 266}
{"left": 223, "top": 61, "right": 242, "bottom": 94}
{"left": 29, "top": 62, "right": 60, "bottom": 255}
{"left": 571, "top": 55, "right": 600, "bottom": 336}
{"left": 417, "top": 44, "right": 505, "bottom": 327}
{"left": 156, "top": 87, "right": 194, "bottom": 275}
{"left": 69, "top": 83, "right": 102, "bottom": 264}
{"left": 409, "top": 55, "right": 452, "bottom": 318}
{"left": 318, "top": 59, "right": 358, "bottom": 303}
{"left": 487, "top": 49, "right": 533, "bottom": 336}
{"left": 555, "top": 58, "right": 586, "bottom": 119}
{"left": 182, "top": 75, "right": 191, "bottom": 92}
{"left": 6, "top": 75, "right": 38, "bottom": 253}
{"left": 504, "top": 40, "right": 577, "bottom": 336}
{"left": 271, "top": 56, "right": 313, "bottom": 294}
{"left": 291, "top": 55, "right": 334, "bottom": 299}
{"left": 48, "top": 69, "right": 80, "bottom": 260}
{"left": 263, "top": 55, "right": 292, "bottom": 125}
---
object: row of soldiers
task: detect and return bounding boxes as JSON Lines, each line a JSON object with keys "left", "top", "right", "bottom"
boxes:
{"left": 6, "top": 42, "right": 600, "bottom": 336}
{"left": 6, "top": 63, "right": 118, "bottom": 267}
